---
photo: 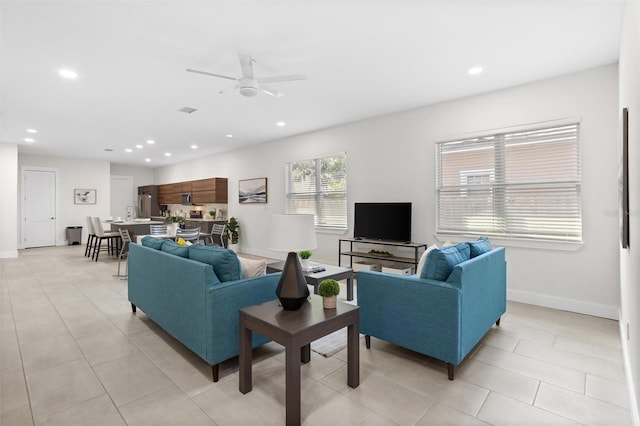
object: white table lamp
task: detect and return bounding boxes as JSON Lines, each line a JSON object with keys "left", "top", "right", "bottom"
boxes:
{"left": 270, "top": 214, "right": 317, "bottom": 310}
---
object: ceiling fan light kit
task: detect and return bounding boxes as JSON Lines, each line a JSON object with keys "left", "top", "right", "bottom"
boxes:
{"left": 238, "top": 80, "right": 258, "bottom": 97}
{"left": 187, "top": 53, "right": 305, "bottom": 98}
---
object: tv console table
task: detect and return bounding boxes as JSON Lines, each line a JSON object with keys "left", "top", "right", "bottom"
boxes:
{"left": 338, "top": 238, "right": 428, "bottom": 273}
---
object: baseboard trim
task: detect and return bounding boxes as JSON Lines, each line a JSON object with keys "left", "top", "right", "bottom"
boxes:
{"left": 619, "top": 310, "right": 640, "bottom": 426}
{"left": 507, "top": 289, "right": 618, "bottom": 320}
{"left": 0, "top": 250, "right": 19, "bottom": 259}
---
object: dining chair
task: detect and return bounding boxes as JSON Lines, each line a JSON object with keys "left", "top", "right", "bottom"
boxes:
{"left": 175, "top": 227, "right": 200, "bottom": 244}
{"left": 201, "top": 223, "right": 227, "bottom": 247}
{"left": 149, "top": 224, "right": 168, "bottom": 235}
{"left": 113, "top": 228, "right": 132, "bottom": 279}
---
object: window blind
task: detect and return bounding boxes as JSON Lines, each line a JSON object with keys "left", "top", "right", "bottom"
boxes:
{"left": 286, "top": 153, "right": 347, "bottom": 230}
{"left": 436, "top": 124, "right": 581, "bottom": 242}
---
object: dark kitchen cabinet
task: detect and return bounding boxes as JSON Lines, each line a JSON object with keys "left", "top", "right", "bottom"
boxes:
{"left": 157, "top": 178, "right": 228, "bottom": 205}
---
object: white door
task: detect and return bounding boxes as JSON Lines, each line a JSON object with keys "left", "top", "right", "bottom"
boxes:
{"left": 22, "top": 169, "right": 56, "bottom": 248}
{"left": 110, "top": 176, "right": 133, "bottom": 219}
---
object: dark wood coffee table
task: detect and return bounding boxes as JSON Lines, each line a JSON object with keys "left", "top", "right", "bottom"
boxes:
{"left": 266, "top": 261, "right": 355, "bottom": 301}
{"left": 239, "top": 295, "right": 359, "bottom": 426}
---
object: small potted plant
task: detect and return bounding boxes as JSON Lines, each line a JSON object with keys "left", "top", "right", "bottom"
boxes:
{"left": 225, "top": 217, "right": 240, "bottom": 251}
{"left": 209, "top": 210, "right": 216, "bottom": 219}
{"left": 318, "top": 279, "right": 340, "bottom": 309}
{"left": 168, "top": 215, "right": 186, "bottom": 229}
{"left": 298, "top": 250, "right": 312, "bottom": 271}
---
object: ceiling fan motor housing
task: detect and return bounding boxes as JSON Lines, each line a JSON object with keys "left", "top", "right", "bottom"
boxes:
{"left": 239, "top": 78, "right": 259, "bottom": 97}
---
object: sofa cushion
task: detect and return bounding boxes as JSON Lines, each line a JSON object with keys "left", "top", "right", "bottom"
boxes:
{"left": 189, "top": 245, "right": 242, "bottom": 282}
{"left": 238, "top": 256, "right": 267, "bottom": 278}
{"left": 416, "top": 244, "right": 438, "bottom": 277}
{"left": 469, "top": 237, "right": 492, "bottom": 258}
{"left": 141, "top": 236, "right": 164, "bottom": 250}
{"left": 161, "top": 239, "right": 190, "bottom": 258}
{"left": 421, "top": 243, "right": 470, "bottom": 281}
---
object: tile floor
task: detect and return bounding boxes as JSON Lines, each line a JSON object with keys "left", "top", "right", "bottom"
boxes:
{"left": 0, "top": 245, "right": 632, "bottom": 425}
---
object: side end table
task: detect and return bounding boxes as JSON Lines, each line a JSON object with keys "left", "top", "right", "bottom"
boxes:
{"left": 239, "top": 295, "right": 359, "bottom": 425}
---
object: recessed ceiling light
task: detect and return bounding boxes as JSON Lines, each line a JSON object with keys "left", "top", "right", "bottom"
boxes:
{"left": 468, "top": 66, "right": 483, "bottom": 75}
{"left": 26, "top": 129, "right": 38, "bottom": 134}
{"left": 145, "top": 158, "right": 151, "bottom": 162}
{"left": 226, "top": 134, "right": 233, "bottom": 138}
{"left": 164, "top": 152, "right": 171, "bottom": 157}
{"left": 135, "top": 144, "right": 143, "bottom": 149}
{"left": 276, "top": 121, "right": 286, "bottom": 127}
{"left": 146, "top": 139, "right": 155, "bottom": 144}
{"left": 23, "top": 138, "right": 35, "bottom": 143}
{"left": 190, "top": 144, "right": 198, "bottom": 149}
{"left": 125, "top": 148, "right": 133, "bottom": 153}
{"left": 58, "top": 68, "right": 78, "bottom": 79}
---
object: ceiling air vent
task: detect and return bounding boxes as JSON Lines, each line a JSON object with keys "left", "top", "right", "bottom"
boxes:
{"left": 179, "top": 107, "right": 197, "bottom": 114}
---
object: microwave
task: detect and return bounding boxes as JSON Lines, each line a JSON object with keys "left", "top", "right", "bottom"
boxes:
{"left": 181, "top": 192, "right": 193, "bottom": 205}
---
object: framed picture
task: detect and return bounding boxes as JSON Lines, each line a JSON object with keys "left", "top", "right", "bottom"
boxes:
{"left": 239, "top": 178, "right": 267, "bottom": 204}
{"left": 622, "top": 107, "right": 630, "bottom": 249}
{"left": 74, "top": 188, "right": 97, "bottom": 204}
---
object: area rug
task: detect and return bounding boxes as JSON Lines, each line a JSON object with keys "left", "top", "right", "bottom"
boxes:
{"left": 309, "top": 297, "right": 359, "bottom": 357}
{"left": 310, "top": 328, "right": 362, "bottom": 357}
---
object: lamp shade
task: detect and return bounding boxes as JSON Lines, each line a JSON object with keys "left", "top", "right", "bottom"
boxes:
{"left": 269, "top": 214, "right": 317, "bottom": 252}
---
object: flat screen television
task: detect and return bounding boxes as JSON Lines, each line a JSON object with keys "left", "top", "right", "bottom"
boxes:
{"left": 354, "top": 202, "right": 412, "bottom": 243}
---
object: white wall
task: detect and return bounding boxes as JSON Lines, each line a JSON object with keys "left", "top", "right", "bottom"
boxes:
{"left": 618, "top": 0, "right": 640, "bottom": 419}
{"left": 0, "top": 144, "right": 19, "bottom": 258}
{"left": 18, "top": 154, "right": 111, "bottom": 245}
{"left": 110, "top": 163, "right": 155, "bottom": 208}
{"left": 155, "top": 64, "right": 620, "bottom": 319}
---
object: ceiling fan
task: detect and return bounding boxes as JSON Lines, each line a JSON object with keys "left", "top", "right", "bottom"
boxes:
{"left": 186, "top": 53, "right": 305, "bottom": 98}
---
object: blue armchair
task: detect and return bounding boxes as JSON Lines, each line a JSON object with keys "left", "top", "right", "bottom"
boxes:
{"left": 357, "top": 246, "right": 506, "bottom": 379}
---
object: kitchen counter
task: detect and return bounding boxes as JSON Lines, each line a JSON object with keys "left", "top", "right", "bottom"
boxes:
{"left": 149, "top": 217, "right": 226, "bottom": 222}
{"left": 109, "top": 220, "right": 165, "bottom": 239}
{"left": 108, "top": 220, "right": 165, "bottom": 226}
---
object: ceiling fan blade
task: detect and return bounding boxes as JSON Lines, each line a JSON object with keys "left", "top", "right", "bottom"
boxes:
{"left": 186, "top": 68, "right": 237, "bottom": 81}
{"left": 238, "top": 53, "right": 254, "bottom": 79}
{"left": 259, "top": 74, "right": 306, "bottom": 84}
{"left": 261, "top": 85, "right": 284, "bottom": 97}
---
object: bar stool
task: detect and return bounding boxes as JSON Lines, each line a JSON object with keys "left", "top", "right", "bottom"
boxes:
{"left": 91, "top": 217, "right": 121, "bottom": 262}
{"left": 84, "top": 216, "right": 96, "bottom": 257}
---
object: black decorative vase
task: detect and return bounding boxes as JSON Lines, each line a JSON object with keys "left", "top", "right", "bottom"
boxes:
{"left": 276, "top": 252, "right": 310, "bottom": 310}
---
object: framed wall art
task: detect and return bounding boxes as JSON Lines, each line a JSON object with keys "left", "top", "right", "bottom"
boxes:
{"left": 239, "top": 178, "right": 267, "bottom": 204}
{"left": 75, "top": 188, "right": 97, "bottom": 205}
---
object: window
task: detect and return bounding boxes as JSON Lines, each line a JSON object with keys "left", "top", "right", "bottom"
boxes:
{"left": 286, "top": 153, "right": 347, "bottom": 230}
{"left": 436, "top": 123, "right": 581, "bottom": 242}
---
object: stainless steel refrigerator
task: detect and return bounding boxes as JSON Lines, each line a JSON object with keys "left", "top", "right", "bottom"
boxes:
{"left": 138, "top": 194, "right": 151, "bottom": 218}
{"left": 137, "top": 185, "right": 160, "bottom": 218}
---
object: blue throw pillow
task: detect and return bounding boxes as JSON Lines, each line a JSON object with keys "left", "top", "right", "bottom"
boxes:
{"left": 188, "top": 244, "right": 242, "bottom": 282}
{"left": 141, "top": 236, "right": 164, "bottom": 250}
{"left": 469, "top": 237, "right": 492, "bottom": 258}
{"left": 421, "top": 243, "right": 470, "bottom": 281}
{"left": 161, "top": 239, "right": 190, "bottom": 258}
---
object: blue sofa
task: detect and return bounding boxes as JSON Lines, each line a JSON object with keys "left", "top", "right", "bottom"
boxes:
{"left": 357, "top": 243, "right": 506, "bottom": 380}
{"left": 127, "top": 240, "right": 280, "bottom": 381}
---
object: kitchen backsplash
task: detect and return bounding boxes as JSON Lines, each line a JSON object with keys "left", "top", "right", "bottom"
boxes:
{"left": 163, "top": 204, "right": 227, "bottom": 220}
